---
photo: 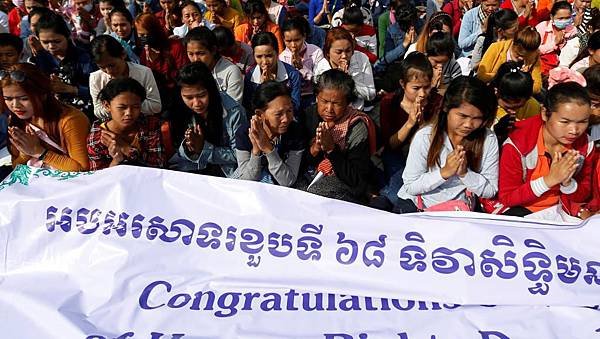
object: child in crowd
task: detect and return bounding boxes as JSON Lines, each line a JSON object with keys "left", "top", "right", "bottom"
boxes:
{"left": 491, "top": 61, "right": 541, "bottom": 145}
{"left": 396, "top": 76, "right": 499, "bottom": 213}
{"left": 0, "top": 33, "right": 23, "bottom": 68}
{"left": 87, "top": 78, "right": 165, "bottom": 170}
{"left": 498, "top": 82, "right": 594, "bottom": 218}
{"left": 234, "top": 81, "right": 305, "bottom": 186}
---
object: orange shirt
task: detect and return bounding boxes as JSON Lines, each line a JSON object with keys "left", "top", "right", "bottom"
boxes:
{"left": 527, "top": 128, "right": 572, "bottom": 212}
{"left": 234, "top": 21, "right": 285, "bottom": 54}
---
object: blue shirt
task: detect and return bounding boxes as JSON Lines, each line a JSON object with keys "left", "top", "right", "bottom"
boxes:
{"left": 308, "top": 0, "right": 344, "bottom": 26}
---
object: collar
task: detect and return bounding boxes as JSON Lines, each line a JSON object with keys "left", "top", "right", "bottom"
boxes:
{"left": 250, "top": 60, "right": 289, "bottom": 83}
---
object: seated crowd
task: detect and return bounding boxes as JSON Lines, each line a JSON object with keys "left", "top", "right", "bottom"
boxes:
{"left": 0, "top": 0, "right": 598, "bottom": 220}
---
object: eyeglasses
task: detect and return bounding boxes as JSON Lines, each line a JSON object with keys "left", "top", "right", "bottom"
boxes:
{"left": 0, "top": 70, "right": 26, "bottom": 82}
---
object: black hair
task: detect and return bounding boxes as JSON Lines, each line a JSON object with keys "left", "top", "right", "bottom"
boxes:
{"left": 98, "top": 0, "right": 126, "bottom": 7}
{"left": 428, "top": 76, "right": 497, "bottom": 170}
{"left": 0, "top": 33, "right": 23, "bottom": 54}
{"left": 491, "top": 61, "right": 533, "bottom": 100}
{"left": 177, "top": 62, "right": 224, "bottom": 146}
{"left": 481, "top": 9, "right": 518, "bottom": 55}
{"left": 344, "top": 0, "right": 362, "bottom": 9}
{"left": 98, "top": 77, "right": 147, "bottom": 103}
{"left": 342, "top": 6, "right": 364, "bottom": 26}
{"left": 550, "top": 1, "right": 572, "bottom": 16}
{"left": 34, "top": 10, "right": 71, "bottom": 39}
{"left": 428, "top": 12, "right": 453, "bottom": 33}
{"left": 109, "top": 6, "right": 134, "bottom": 24}
{"left": 213, "top": 26, "right": 236, "bottom": 47}
{"left": 282, "top": 16, "right": 309, "bottom": 36}
{"left": 394, "top": 2, "right": 417, "bottom": 32}
{"left": 545, "top": 82, "right": 591, "bottom": 114}
{"left": 183, "top": 26, "right": 217, "bottom": 51}
{"left": 28, "top": 6, "right": 53, "bottom": 22}
{"left": 28, "top": 0, "right": 49, "bottom": 7}
{"left": 570, "top": 30, "right": 600, "bottom": 68}
{"left": 90, "top": 34, "right": 126, "bottom": 61}
{"left": 243, "top": 0, "right": 268, "bottom": 16}
{"left": 251, "top": 31, "right": 278, "bottom": 51}
{"left": 583, "top": 64, "right": 600, "bottom": 97}
{"left": 180, "top": 0, "right": 202, "bottom": 14}
{"left": 400, "top": 52, "right": 433, "bottom": 83}
{"left": 425, "top": 32, "right": 455, "bottom": 58}
{"left": 252, "top": 81, "right": 291, "bottom": 112}
{"left": 315, "top": 69, "right": 357, "bottom": 104}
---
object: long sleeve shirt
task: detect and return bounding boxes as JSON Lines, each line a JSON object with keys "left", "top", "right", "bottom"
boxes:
{"left": 212, "top": 57, "right": 244, "bottom": 102}
{"left": 536, "top": 20, "right": 577, "bottom": 55}
{"left": 233, "top": 121, "right": 305, "bottom": 187}
{"left": 457, "top": 6, "right": 483, "bottom": 57}
{"left": 11, "top": 105, "right": 90, "bottom": 171}
{"left": 398, "top": 125, "right": 499, "bottom": 208}
{"left": 314, "top": 51, "right": 376, "bottom": 110}
{"left": 170, "top": 93, "right": 246, "bottom": 177}
{"left": 308, "top": 0, "right": 343, "bottom": 26}
{"left": 89, "top": 62, "right": 162, "bottom": 120}
{"left": 279, "top": 43, "right": 324, "bottom": 97}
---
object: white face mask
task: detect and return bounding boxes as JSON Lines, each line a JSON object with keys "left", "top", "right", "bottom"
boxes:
{"left": 83, "top": 3, "right": 93, "bottom": 11}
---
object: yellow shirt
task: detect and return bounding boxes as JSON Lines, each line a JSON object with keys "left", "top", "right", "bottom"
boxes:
{"left": 12, "top": 105, "right": 90, "bottom": 171}
{"left": 495, "top": 97, "right": 541, "bottom": 124}
{"left": 204, "top": 7, "right": 244, "bottom": 31}
{"left": 477, "top": 40, "right": 543, "bottom": 94}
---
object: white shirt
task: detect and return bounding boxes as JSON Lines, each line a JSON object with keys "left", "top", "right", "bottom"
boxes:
{"left": 213, "top": 57, "right": 244, "bottom": 102}
{"left": 267, "top": 0, "right": 283, "bottom": 25}
{"left": 89, "top": 62, "right": 162, "bottom": 119}
{"left": 0, "top": 11, "right": 8, "bottom": 33}
{"left": 314, "top": 50, "right": 375, "bottom": 110}
{"left": 398, "top": 125, "right": 499, "bottom": 208}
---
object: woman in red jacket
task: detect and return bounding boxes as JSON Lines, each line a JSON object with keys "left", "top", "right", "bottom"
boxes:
{"left": 498, "top": 82, "right": 595, "bottom": 218}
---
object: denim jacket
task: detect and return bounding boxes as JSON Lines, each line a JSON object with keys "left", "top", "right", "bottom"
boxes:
{"left": 171, "top": 93, "right": 247, "bottom": 177}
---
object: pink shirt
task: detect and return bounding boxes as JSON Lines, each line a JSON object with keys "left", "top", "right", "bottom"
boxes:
{"left": 279, "top": 43, "right": 324, "bottom": 96}
{"left": 535, "top": 20, "right": 577, "bottom": 55}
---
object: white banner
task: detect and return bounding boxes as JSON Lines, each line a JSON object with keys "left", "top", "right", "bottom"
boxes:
{"left": 0, "top": 165, "right": 599, "bottom": 338}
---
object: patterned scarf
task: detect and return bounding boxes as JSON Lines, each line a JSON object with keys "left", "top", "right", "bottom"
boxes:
{"left": 316, "top": 107, "right": 376, "bottom": 176}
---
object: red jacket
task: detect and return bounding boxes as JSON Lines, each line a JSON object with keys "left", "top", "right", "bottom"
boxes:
{"left": 8, "top": 7, "right": 25, "bottom": 36}
{"left": 498, "top": 115, "right": 595, "bottom": 216}
{"left": 500, "top": 0, "right": 539, "bottom": 28}
{"left": 442, "top": 0, "right": 463, "bottom": 39}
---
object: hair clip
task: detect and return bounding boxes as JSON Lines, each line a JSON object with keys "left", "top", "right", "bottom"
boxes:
{"left": 510, "top": 68, "right": 518, "bottom": 73}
